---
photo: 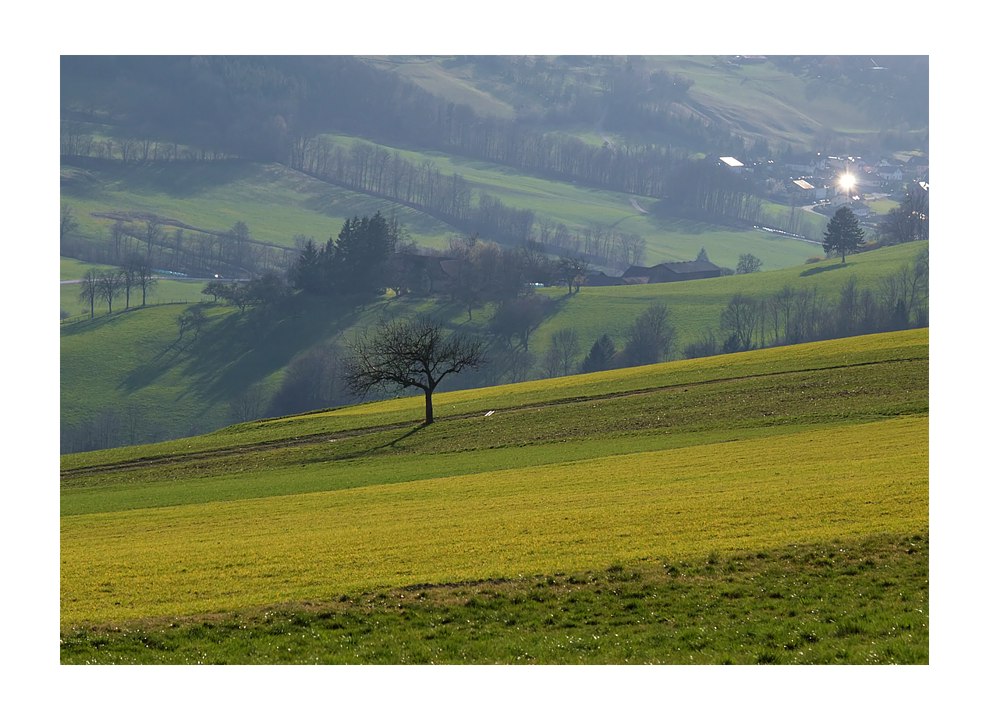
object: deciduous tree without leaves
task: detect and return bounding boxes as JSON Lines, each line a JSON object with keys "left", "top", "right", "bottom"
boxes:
{"left": 344, "top": 316, "right": 486, "bottom": 425}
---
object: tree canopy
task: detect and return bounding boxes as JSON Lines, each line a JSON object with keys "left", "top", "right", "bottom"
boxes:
{"left": 822, "top": 206, "right": 865, "bottom": 263}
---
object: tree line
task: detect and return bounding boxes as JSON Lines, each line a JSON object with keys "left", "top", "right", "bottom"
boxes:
{"left": 60, "top": 56, "right": 742, "bottom": 206}
{"left": 76, "top": 259, "right": 158, "bottom": 318}
{"left": 289, "top": 137, "right": 647, "bottom": 268}
{"left": 61, "top": 203, "right": 294, "bottom": 281}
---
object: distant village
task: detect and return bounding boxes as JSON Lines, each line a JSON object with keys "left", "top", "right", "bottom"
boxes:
{"left": 395, "top": 148, "right": 929, "bottom": 292}
{"left": 580, "top": 149, "right": 929, "bottom": 287}
{"left": 717, "top": 150, "right": 929, "bottom": 224}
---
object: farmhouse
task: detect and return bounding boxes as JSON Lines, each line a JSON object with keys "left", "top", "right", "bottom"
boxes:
{"left": 622, "top": 259, "right": 723, "bottom": 284}
{"left": 582, "top": 269, "right": 627, "bottom": 287}
{"left": 791, "top": 178, "right": 827, "bottom": 202}
{"left": 719, "top": 156, "right": 745, "bottom": 173}
{"left": 392, "top": 253, "right": 462, "bottom": 294}
{"left": 875, "top": 162, "right": 904, "bottom": 182}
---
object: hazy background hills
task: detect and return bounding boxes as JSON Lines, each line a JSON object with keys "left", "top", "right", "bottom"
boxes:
{"left": 59, "top": 55, "right": 929, "bottom": 453}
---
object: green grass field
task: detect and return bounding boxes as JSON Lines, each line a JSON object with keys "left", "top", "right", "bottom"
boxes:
{"left": 317, "top": 133, "right": 826, "bottom": 268}
{"left": 527, "top": 240, "right": 926, "bottom": 356}
{"left": 59, "top": 240, "right": 927, "bottom": 448}
{"left": 61, "top": 159, "right": 457, "bottom": 251}
{"left": 62, "top": 144, "right": 825, "bottom": 271}
{"left": 60, "top": 329, "right": 928, "bottom": 663}
{"left": 60, "top": 257, "right": 211, "bottom": 320}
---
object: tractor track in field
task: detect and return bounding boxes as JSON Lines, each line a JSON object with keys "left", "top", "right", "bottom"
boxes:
{"left": 60, "top": 356, "right": 925, "bottom": 480}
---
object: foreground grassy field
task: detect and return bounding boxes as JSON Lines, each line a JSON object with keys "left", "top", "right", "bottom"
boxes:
{"left": 60, "top": 329, "right": 928, "bottom": 663}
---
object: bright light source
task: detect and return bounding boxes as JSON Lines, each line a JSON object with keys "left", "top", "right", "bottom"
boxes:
{"left": 838, "top": 172, "right": 856, "bottom": 193}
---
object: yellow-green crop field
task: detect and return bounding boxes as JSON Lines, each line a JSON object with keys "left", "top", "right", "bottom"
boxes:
{"left": 62, "top": 416, "right": 926, "bottom": 627}
{"left": 60, "top": 329, "right": 928, "bottom": 663}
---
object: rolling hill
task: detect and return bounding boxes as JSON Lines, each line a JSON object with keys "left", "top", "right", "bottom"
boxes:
{"left": 60, "top": 240, "right": 927, "bottom": 451}
{"left": 60, "top": 328, "right": 928, "bottom": 663}
{"left": 57, "top": 55, "right": 930, "bottom": 667}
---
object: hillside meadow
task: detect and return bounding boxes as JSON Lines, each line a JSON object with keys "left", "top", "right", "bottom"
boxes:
{"left": 315, "top": 132, "right": 826, "bottom": 268}
{"left": 60, "top": 257, "right": 210, "bottom": 320}
{"left": 526, "top": 240, "right": 927, "bottom": 356}
{"left": 60, "top": 329, "right": 928, "bottom": 663}
{"left": 377, "top": 55, "right": 922, "bottom": 155}
{"left": 59, "top": 240, "right": 927, "bottom": 449}
{"left": 61, "top": 142, "right": 825, "bottom": 272}
{"left": 60, "top": 159, "right": 456, "bottom": 251}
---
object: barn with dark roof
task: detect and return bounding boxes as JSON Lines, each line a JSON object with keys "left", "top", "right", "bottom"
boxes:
{"left": 621, "top": 259, "right": 722, "bottom": 284}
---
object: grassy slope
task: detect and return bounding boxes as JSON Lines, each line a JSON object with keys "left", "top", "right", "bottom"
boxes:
{"left": 61, "top": 533, "right": 927, "bottom": 664}
{"left": 373, "top": 56, "right": 920, "bottom": 153}
{"left": 61, "top": 159, "right": 457, "bottom": 251}
{"left": 318, "top": 133, "right": 826, "bottom": 268}
{"left": 60, "top": 257, "right": 210, "bottom": 319}
{"left": 59, "top": 241, "right": 926, "bottom": 446}
{"left": 528, "top": 240, "right": 925, "bottom": 356}
{"left": 60, "top": 330, "right": 928, "bottom": 663}
{"left": 62, "top": 147, "right": 825, "bottom": 275}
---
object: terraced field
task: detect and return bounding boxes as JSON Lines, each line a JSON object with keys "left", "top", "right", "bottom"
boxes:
{"left": 60, "top": 329, "right": 928, "bottom": 663}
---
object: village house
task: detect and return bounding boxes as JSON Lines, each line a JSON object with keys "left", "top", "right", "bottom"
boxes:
{"left": 719, "top": 156, "right": 746, "bottom": 173}
{"left": 791, "top": 178, "right": 828, "bottom": 202}
{"left": 875, "top": 161, "right": 904, "bottom": 183}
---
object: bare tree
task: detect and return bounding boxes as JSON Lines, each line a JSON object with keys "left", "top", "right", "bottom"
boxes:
{"left": 79, "top": 268, "right": 100, "bottom": 319}
{"left": 720, "top": 294, "right": 760, "bottom": 352}
{"left": 176, "top": 304, "right": 208, "bottom": 342}
{"left": 97, "top": 270, "right": 124, "bottom": 314}
{"left": 143, "top": 219, "right": 163, "bottom": 262}
{"left": 557, "top": 256, "right": 588, "bottom": 294}
{"left": 345, "top": 316, "right": 486, "bottom": 425}
{"left": 544, "top": 328, "right": 580, "bottom": 377}
{"left": 60, "top": 202, "right": 79, "bottom": 246}
{"left": 126, "top": 254, "right": 158, "bottom": 306}
{"left": 736, "top": 253, "right": 763, "bottom": 274}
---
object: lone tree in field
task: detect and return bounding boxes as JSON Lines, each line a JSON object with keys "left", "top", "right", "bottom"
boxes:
{"left": 823, "top": 206, "right": 865, "bottom": 263}
{"left": 344, "top": 316, "right": 486, "bottom": 425}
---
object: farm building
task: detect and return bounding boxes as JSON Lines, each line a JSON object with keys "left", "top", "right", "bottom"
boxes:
{"left": 582, "top": 270, "right": 627, "bottom": 287}
{"left": 719, "top": 156, "right": 745, "bottom": 172}
{"left": 791, "top": 178, "right": 827, "bottom": 202}
{"left": 622, "top": 259, "right": 723, "bottom": 284}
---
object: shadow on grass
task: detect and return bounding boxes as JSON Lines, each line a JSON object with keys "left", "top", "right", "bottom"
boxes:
{"left": 64, "top": 157, "right": 255, "bottom": 198}
{"left": 289, "top": 421, "right": 427, "bottom": 466}
{"left": 800, "top": 262, "right": 851, "bottom": 277}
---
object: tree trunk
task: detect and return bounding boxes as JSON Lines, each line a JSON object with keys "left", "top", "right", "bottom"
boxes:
{"left": 424, "top": 389, "right": 434, "bottom": 425}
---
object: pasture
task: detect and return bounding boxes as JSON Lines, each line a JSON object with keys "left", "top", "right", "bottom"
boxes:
{"left": 60, "top": 159, "right": 457, "bottom": 252}
{"left": 317, "top": 133, "right": 826, "bottom": 268}
{"left": 526, "top": 240, "right": 926, "bottom": 356}
{"left": 59, "top": 241, "right": 926, "bottom": 450}
{"left": 61, "top": 329, "right": 928, "bottom": 662}
{"left": 60, "top": 257, "right": 210, "bottom": 320}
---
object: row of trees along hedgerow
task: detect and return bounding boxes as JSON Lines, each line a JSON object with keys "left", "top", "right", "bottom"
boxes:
{"left": 76, "top": 261, "right": 157, "bottom": 318}
{"left": 61, "top": 202, "right": 293, "bottom": 280}
{"left": 287, "top": 137, "right": 648, "bottom": 268}
{"left": 281, "top": 213, "right": 584, "bottom": 307}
